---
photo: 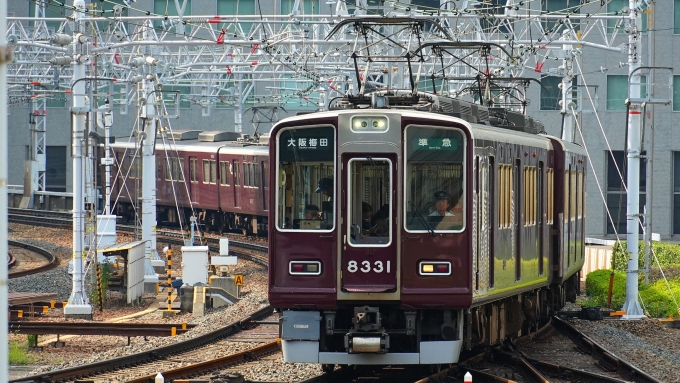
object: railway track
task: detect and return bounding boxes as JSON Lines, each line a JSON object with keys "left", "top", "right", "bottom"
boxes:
{"left": 8, "top": 240, "right": 58, "bottom": 278}
{"left": 8, "top": 207, "right": 268, "bottom": 265}
{"left": 10, "top": 305, "right": 274, "bottom": 383}
{"left": 9, "top": 321, "right": 196, "bottom": 338}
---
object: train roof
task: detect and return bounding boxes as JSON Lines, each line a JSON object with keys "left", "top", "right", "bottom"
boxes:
{"left": 110, "top": 137, "right": 269, "bottom": 156}
{"left": 272, "top": 108, "right": 554, "bottom": 150}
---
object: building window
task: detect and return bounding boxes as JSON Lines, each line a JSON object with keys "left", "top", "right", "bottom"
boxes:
{"left": 218, "top": 0, "right": 255, "bottom": 35}
{"left": 674, "top": 75, "right": 680, "bottom": 111}
{"left": 607, "top": 75, "right": 628, "bottom": 111}
{"left": 542, "top": 0, "right": 579, "bottom": 31}
{"left": 606, "top": 150, "right": 646, "bottom": 235}
{"left": 541, "top": 76, "right": 577, "bottom": 111}
{"left": 154, "top": 0, "right": 191, "bottom": 32}
{"left": 45, "top": 146, "right": 67, "bottom": 192}
{"left": 676, "top": 0, "right": 680, "bottom": 34}
{"left": 607, "top": 75, "right": 647, "bottom": 111}
{"left": 674, "top": 152, "right": 680, "bottom": 234}
{"left": 608, "top": 0, "right": 647, "bottom": 33}
{"left": 281, "top": 0, "right": 320, "bottom": 15}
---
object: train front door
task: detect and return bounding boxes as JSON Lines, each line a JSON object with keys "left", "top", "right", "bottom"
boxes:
{"left": 340, "top": 154, "right": 397, "bottom": 293}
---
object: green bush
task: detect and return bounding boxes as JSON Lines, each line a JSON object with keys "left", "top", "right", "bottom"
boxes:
{"left": 585, "top": 269, "right": 627, "bottom": 309}
{"left": 585, "top": 268, "right": 680, "bottom": 317}
{"left": 612, "top": 241, "right": 680, "bottom": 272}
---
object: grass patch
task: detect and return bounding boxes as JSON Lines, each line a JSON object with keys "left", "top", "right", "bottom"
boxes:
{"left": 9, "top": 341, "right": 35, "bottom": 365}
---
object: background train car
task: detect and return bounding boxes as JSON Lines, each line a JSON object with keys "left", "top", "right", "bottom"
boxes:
{"left": 109, "top": 130, "right": 269, "bottom": 235}
{"left": 268, "top": 91, "right": 586, "bottom": 367}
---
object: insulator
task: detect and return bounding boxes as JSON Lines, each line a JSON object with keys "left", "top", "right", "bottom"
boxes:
{"left": 49, "top": 56, "right": 72, "bottom": 66}
{"left": 7, "top": 35, "right": 18, "bottom": 46}
{"left": 49, "top": 34, "right": 72, "bottom": 46}
{"left": 146, "top": 56, "right": 158, "bottom": 65}
{"left": 77, "top": 54, "right": 91, "bottom": 65}
{"left": 129, "top": 75, "right": 144, "bottom": 83}
{"left": 130, "top": 57, "right": 145, "bottom": 67}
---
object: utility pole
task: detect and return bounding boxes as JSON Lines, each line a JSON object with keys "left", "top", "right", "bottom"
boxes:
{"left": 64, "top": 0, "right": 93, "bottom": 319}
{"left": 622, "top": 0, "right": 646, "bottom": 319}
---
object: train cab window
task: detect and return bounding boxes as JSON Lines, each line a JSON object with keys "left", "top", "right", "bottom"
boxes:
{"left": 348, "top": 158, "right": 391, "bottom": 246}
{"left": 404, "top": 126, "right": 465, "bottom": 232}
{"left": 276, "top": 126, "right": 335, "bottom": 231}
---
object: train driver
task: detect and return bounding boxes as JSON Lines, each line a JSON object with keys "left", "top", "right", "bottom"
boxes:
{"left": 429, "top": 191, "right": 454, "bottom": 217}
{"left": 304, "top": 204, "right": 321, "bottom": 220}
{"left": 315, "top": 178, "right": 333, "bottom": 199}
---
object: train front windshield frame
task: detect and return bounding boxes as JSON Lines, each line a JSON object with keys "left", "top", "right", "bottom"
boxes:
{"left": 276, "top": 126, "right": 336, "bottom": 231}
{"left": 404, "top": 125, "right": 466, "bottom": 233}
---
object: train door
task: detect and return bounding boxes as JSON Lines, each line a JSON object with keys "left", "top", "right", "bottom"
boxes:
{"left": 515, "top": 157, "right": 521, "bottom": 281}
{"left": 476, "top": 156, "right": 490, "bottom": 292}
{"left": 233, "top": 160, "right": 241, "bottom": 208}
{"left": 341, "top": 154, "right": 397, "bottom": 293}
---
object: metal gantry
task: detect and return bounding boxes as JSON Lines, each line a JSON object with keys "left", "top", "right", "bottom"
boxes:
{"left": 3, "top": 0, "right": 662, "bottom": 318}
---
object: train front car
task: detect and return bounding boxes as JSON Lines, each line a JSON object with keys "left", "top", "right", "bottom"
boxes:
{"left": 268, "top": 109, "right": 472, "bottom": 366}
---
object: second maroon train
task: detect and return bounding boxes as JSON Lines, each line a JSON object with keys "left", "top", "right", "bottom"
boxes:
{"left": 109, "top": 130, "right": 270, "bottom": 235}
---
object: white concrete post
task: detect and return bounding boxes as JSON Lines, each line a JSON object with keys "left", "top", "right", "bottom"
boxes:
{"left": 622, "top": 0, "right": 645, "bottom": 318}
{"left": 64, "top": 0, "right": 93, "bottom": 318}
{"left": 1, "top": 0, "right": 11, "bottom": 378}
{"left": 141, "top": 73, "right": 162, "bottom": 281}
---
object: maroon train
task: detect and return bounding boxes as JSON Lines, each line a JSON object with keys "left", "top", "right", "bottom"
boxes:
{"left": 109, "top": 131, "right": 269, "bottom": 235}
{"left": 268, "top": 91, "right": 586, "bottom": 367}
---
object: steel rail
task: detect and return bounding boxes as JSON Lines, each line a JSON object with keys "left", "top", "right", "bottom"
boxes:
{"left": 10, "top": 305, "right": 274, "bottom": 383}
{"left": 552, "top": 317, "right": 662, "bottom": 383}
{"left": 8, "top": 321, "right": 195, "bottom": 337}
{"left": 7, "top": 240, "right": 58, "bottom": 279}
{"left": 126, "top": 341, "right": 280, "bottom": 383}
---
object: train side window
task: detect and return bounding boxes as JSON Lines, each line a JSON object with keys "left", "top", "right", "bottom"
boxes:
{"left": 189, "top": 157, "right": 198, "bottom": 183}
{"left": 219, "top": 161, "right": 230, "bottom": 186}
{"left": 404, "top": 126, "right": 465, "bottom": 232}
{"left": 129, "top": 154, "right": 140, "bottom": 179}
{"left": 166, "top": 158, "right": 184, "bottom": 182}
{"left": 233, "top": 161, "right": 240, "bottom": 186}
{"left": 276, "top": 126, "right": 335, "bottom": 231}
{"left": 202, "top": 160, "right": 216, "bottom": 184}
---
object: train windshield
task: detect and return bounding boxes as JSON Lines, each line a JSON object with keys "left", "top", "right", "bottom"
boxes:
{"left": 347, "top": 158, "right": 392, "bottom": 246}
{"left": 404, "top": 126, "right": 465, "bottom": 232}
{"left": 276, "top": 126, "right": 335, "bottom": 231}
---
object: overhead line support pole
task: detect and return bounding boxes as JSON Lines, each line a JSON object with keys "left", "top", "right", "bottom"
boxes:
{"left": 622, "top": 0, "right": 645, "bottom": 319}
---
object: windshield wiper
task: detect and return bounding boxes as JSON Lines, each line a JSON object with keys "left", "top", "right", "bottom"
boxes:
{"left": 409, "top": 201, "right": 435, "bottom": 237}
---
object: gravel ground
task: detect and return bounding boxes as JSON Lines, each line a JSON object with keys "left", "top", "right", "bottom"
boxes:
{"left": 567, "top": 314, "right": 680, "bottom": 383}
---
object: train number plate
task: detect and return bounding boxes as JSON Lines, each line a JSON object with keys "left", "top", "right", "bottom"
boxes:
{"left": 347, "top": 260, "right": 391, "bottom": 273}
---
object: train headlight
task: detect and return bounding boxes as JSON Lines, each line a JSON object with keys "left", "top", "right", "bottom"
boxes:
{"left": 351, "top": 116, "right": 388, "bottom": 132}
{"left": 419, "top": 261, "right": 451, "bottom": 276}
